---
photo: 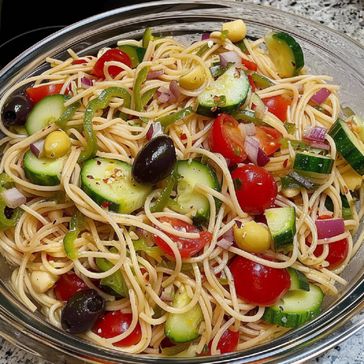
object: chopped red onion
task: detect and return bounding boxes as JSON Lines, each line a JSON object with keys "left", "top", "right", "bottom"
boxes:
{"left": 146, "top": 122, "right": 163, "bottom": 140}
{"left": 315, "top": 218, "right": 345, "bottom": 239}
{"left": 244, "top": 123, "right": 256, "bottom": 136}
{"left": 257, "top": 148, "right": 270, "bottom": 166}
{"left": 80, "top": 76, "right": 94, "bottom": 88}
{"left": 147, "top": 70, "right": 164, "bottom": 80}
{"left": 303, "top": 126, "right": 327, "bottom": 142}
{"left": 157, "top": 90, "right": 170, "bottom": 104}
{"left": 307, "top": 141, "right": 330, "bottom": 150}
{"left": 30, "top": 140, "right": 45, "bottom": 158}
{"left": 201, "top": 32, "right": 210, "bottom": 40}
{"left": 222, "top": 227, "right": 234, "bottom": 242}
{"left": 244, "top": 136, "right": 260, "bottom": 165}
{"left": 2, "top": 188, "right": 26, "bottom": 208}
{"left": 219, "top": 51, "right": 242, "bottom": 67}
{"left": 160, "top": 289, "right": 173, "bottom": 302}
{"left": 217, "top": 238, "right": 233, "bottom": 250}
{"left": 310, "top": 88, "right": 331, "bottom": 105}
{"left": 169, "top": 80, "right": 180, "bottom": 102}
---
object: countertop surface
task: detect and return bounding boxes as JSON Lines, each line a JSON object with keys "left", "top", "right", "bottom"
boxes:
{"left": 0, "top": 0, "right": 363, "bottom": 363}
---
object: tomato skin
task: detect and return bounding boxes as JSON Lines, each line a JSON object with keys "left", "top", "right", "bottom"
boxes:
{"left": 262, "top": 95, "right": 291, "bottom": 122}
{"left": 26, "top": 84, "right": 63, "bottom": 104}
{"left": 255, "top": 126, "right": 282, "bottom": 156}
{"left": 247, "top": 74, "right": 256, "bottom": 92}
{"left": 93, "top": 311, "right": 141, "bottom": 347}
{"left": 313, "top": 238, "right": 349, "bottom": 269}
{"left": 54, "top": 272, "right": 88, "bottom": 301}
{"left": 229, "top": 256, "right": 290, "bottom": 306}
{"left": 231, "top": 165, "right": 277, "bottom": 214}
{"left": 242, "top": 59, "right": 258, "bottom": 71}
{"left": 208, "top": 329, "right": 239, "bottom": 354}
{"left": 208, "top": 114, "right": 246, "bottom": 165}
{"left": 93, "top": 49, "right": 132, "bottom": 78}
{"left": 154, "top": 217, "right": 212, "bottom": 259}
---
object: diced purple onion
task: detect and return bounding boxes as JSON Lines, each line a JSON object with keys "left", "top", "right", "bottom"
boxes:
{"left": 219, "top": 51, "right": 242, "bottom": 67}
{"left": 80, "top": 77, "right": 94, "bottom": 88}
{"left": 303, "top": 126, "right": 327, "bottom": 143}
{"left": 201, "top": 32, "right": 210, "bottom": 40}
{"left": 30, "top": 140, "right": 45, "bottom": 158}
{"left": 157, "top": 89, "right": 170, "bottom": 104}
{"left": 307, "top": 141, "right": 330, "bottom": 150}
{"left": 257, "top": 148, "right": 270, "bottom": 166}
{"left": 2, "top": 188, "right": 26, "bottom": 208}
{"left": 221, "top": 227, "right": 234, "bottom": 242}
{"left": 310, "top": 88, "right": 331, "bottom": 105}
{"left": 160, "top": 289, "right": 173, "bottom": 302}
{"left": 244, "top": 136, "right": 260, "bottom": 165}
{"left": 252, "top": 94, "right": 267, "bottom": 119}
{"left": 147, "top": 70, "right": 164, "bottom": 80}
{"left": 216, "top": 238, "right": 233, "bottom": 250}
{"left": 146, "top": 122, "right": 163, "bottom": 141}
{"left": 315, "top": 218, "right": 345, "bottom": 239}
{"left": 244, "top": 123, "right": 256, "bottom": 136}
{"left": 169, "top": 80, "right": 180, "bottom": 102}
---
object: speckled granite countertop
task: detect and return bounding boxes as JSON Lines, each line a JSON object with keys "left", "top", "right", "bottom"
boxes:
{"left": 0, "top": 0, "right": 363, "bottom": 363}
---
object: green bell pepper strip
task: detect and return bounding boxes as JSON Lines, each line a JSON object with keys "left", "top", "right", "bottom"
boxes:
{"left": 233, "top": 110, "right": 264, "bottom": 125}
{"left": 141, "top": 87, "right": 158, "bottom": 109}
{"left": 78, "top": 87, "right": 131, "bottom": 162}
{"left": 143, "top": 27, "right": 154, "bottom": 48}
{"left": 157, "top": 107, "right": 193, "bottom": 128}
{"left": 0, "top": 173, "right": 14, "bottom": 189}
{"left": 63, "top": 210, "right": 84, "bottom": 260}
{"left": 133, "top": 66, "right": 150, "bottom": 112}
{"left": 250, "top": 72, "right": 273, "bottom": 89}
{"left": 95, "top": 255, "right": 129, "bottom": 298}
{"left": 56, "top": 100, "right": 80, "bottom": 129}
{"left": 235, "top": 40, "right": 249, "bottom": 54}
{"left": 151, "top": 168, "right": 178, "bottom": 213}
{"left": 196, "top": 43, "right": 210, "bottom": 57}
{"left": 133, "top": 238, "right": 163, "bottom": 261}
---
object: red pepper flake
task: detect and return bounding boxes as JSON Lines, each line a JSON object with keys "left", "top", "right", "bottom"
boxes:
{"left": 283, "top": 159, "right": 289, "bottom": 168}
{"left": 87, "top": 175, "right": 94, "bottom": 179}
{"left": 96, "top": 160, "right": 101, "bottom": 165}
{"left": 101, "top": 201, "right": 111, "bottom": 209}
{"left": 180, "top": 133, "right": 187, "bottom": 141}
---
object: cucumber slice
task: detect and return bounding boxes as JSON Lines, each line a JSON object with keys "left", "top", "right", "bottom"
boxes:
{"left": 25, "top": 94, "right": 66, "bottom": 135}
{"left": 293, "top": 152, "right": 334, "bottom": 176}
{"left": 81, "top": 157, "right": 151, "bottom": 214}
{"left": 23, "top": 150, "right": 65, "bottom": 186}
{"left": 329, "top": 118, "right": 364, "bottom": 175}
{"left": 288, "top": 268, "right": 309, "bottom": 291}
{"left": 265, "top": 207, "right": 296, "bottom": 251}
{"left": 165, "top": 288, "right": 203, "bottom": 343}
{"left": 196, "top": 65, "right": 250, "bottom": 116}
{"left": 262, "top": 283, "right": 324, "bottom": 328}
{"left": 265, "top": 31, "right": 304, "bottom": 78}
{"left": 118, "top": 45, "right": 145, "bottom": 68}
{"left": 168, "top": 160, "right": 220, "bottom": 226}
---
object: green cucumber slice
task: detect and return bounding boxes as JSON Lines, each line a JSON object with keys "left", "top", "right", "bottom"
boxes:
{"left": 329, "top": 118, "right": 364, "bottom": 175}
{"left": 262, "top": 283, "right": 324, "bottom": 328}
{"left": 288, "top": 268, "right": 309, "bottom": 291}
{"left": 196, "top": 65, "right": 250, "bottom": 116}
{"left": 293, "top": 152, "right": 334, "bottom": 176}
{"left": 118, "top": 45, "right": 145, "bottom": 68}
{"left": 265, "top": 207, "right": 296, "bottom": 251}
{"left": 80, "top": 157, "right": 151, "bottom": 214}
{"left": 265, "top": 31, "right": 304, "bottom": 78}
{"left": 168, "top": 160, "right": 220, "bottom": 226}
{"left": 25, "top": 94, "right": 66, "bottom": 135}
{"left": 165, "top": 288, "right": 203, "bottom": 343}
{"left": 23, "top": 150, "right": 65, "bottom": 186}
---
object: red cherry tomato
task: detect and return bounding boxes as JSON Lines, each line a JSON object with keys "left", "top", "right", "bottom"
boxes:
{"left": 93, "top": 311, "right": 141, "bottom": 347}
{"left": 255, "top": 126, "right": 282, "bottom": 156}
{"left": 231, "top": 165, "right": 277, "bottom": 214}
{"left": 208, "top": 329, "right": 239, "bottom": 354}
{"left": 242, "top": 59, "right": 258, "bottom": 71}
{"left": 26, "top": 83, "right": 63, "bottom": 104}
{"left": 93, "top": 49, "right": 132, "bottom": 78}
{"left": 154, "top": 217, "right": 212, "bottom": 259}
{"left": 313, "top": 238, "right": 348, "bottom": 269}
{"left": 229, "top": 256, "right": 290, "bottom": 306}
{"left": 247, "top": 74, "right": 256, "bottom": 92}
{"left": 262, "top": 95, "right": 291, "bottom": 122}
{"left": 208, "top": 113, "right": 246, "bottom": 165}
{"left": 72, "top": 59, "right": 87, "bottom": 65}
{"left": 54, "top": 272, "right": 88, "bottom": 301}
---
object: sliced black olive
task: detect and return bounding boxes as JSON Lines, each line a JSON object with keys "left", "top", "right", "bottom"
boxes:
{"left": 2, "top": 94, "right": 32, "bottom": 126}
{"left": 61, "top": 289, "right": 105, "bottom": 334}
{"left": 132, "top": 135, "right": 176, "bottom": 184}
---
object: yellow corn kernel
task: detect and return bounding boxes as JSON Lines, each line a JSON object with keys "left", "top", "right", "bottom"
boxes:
{"left": 222, "top": 19, "right": 247, "bottom": 43}
{"left": 44, "top": 130, "right": 71, "bottom": 159}
{"left": 233, "top": 221, "right": 271, "bottom": 253}
{"left": 179, "top": 65, "right": 205, "bottom": 90}
{"left": 342, "top": 167, "right": 362, "bottom": 191}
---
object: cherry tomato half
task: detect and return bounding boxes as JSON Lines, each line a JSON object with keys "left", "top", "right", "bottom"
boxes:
{"left": 313, "top": 238, "right": 349, "bottom": 269}
{"left": 93, "top": 311, "right": 142, "bottom": 347}
{"left": 154, "top": 217, "right": 212, "bottom": 259}
{"left": 26, "top": 83, "right": 63, "bottom": 104}
{"left": 231, "top": 165, "right": 277, "bottom": 214}
{"left": 255, "top": 126, "right": 282, "bottom": 156}
{"left": 208, "top": 329, "right": 239, "bottom": 354}
{"left": 208, "top": 113, "right": 246, "bottom": 165}
{"left": 229, "top": 256, "right": 290, "bottom": 306}
{"left": 93, "top": 49, "right": 132, "bottom": 78}
{"left": 54, "top": 272, "right": 88, "bottom": 301}
{"left": 262, "top": 95, "right": 291, "bottom": 122}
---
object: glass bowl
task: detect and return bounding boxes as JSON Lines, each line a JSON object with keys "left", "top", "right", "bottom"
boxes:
{"left": 0, "top": 1, "right": 363, "bottom": 363}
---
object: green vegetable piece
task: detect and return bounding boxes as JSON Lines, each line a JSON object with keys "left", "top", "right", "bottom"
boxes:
{"left": 79, "top": 87, "right": 131, "bottom": 162}
{"left": 250, "top": 72, "right": 273, "bottom": 89}
{"left": 288, "top": 267, "right": 309, "bottom": 291}
{"left": 143, "top": 27, "right": 154, "bottom": 48}
{"left": 235, "top": 40, "right": 248, "bottom": 54}
{"left": 134, "top": 66, "right": 150, "bottom": 112}
{"left": 133, "top": 238, "right": 163, "bottom": 261}
{"left": 281, "top": 175, "right": 300, "bottom": 190}
{"left": 233, "top": 110, "right": 264, "bottom": 125}
{"left": 141, "top": 87, "right": 158, "bottom": 109}
{"left": 118, "top": 45, "right": 146, "bottom": 68}
{"left": 63, "top": 210, "right": 84, "bottom": 260}
{"left": 157, "top": 107, "right": 193, "bottom": 129}
{"left": 56, "top": 100, "right": 80, "bottom": 129}
{"left": 151, "top": 168, "right": 178, "bottom": 213}
{"left": 0, "top": 173, "right": 14, "bottom": 189}
{"left": 196, "top": 43, "right": 210, "bottom": 57}
{"left": 0, "top": 198, "right": 22, "bottom": 230}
